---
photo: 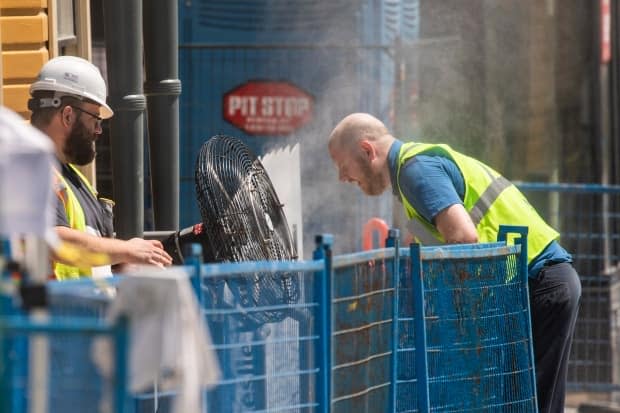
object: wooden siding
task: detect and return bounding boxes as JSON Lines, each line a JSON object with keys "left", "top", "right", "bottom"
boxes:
{"left": 1, "top": 0, "right": 49, "bottom": 118}
{"left": 0, "top": 0, "right": 46, "bottom": 8}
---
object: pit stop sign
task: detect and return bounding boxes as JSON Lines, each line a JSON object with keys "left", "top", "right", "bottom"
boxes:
{"left": 223, "top": 81, "right": 314, "bottom": 136}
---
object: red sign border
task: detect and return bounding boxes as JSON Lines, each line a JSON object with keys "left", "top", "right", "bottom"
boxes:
{"left": 222, "top": 79, "right": 314, "bottom": 137}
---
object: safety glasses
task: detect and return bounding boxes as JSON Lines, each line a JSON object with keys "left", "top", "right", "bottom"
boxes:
{"left": 71, "top": 105, "right": 103, "bottom": 129}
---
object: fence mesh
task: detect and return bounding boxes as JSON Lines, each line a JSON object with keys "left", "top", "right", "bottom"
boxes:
{"left": 198, "top": 260, "right": 325, "bottom": 413}
{"left": 399, "top": 242, "right": 537, "bottom": 412}
{"left": 331, "top": 250, "right": 397, "bottom": 412}
{"left": 517, "top": 183, "right": 620, "bottom": 395}
{"left": 0, "top": 282, "right": 125, "bottom": 413}
{"left": 0, "top": 231, "right": 544, "bottom": 412}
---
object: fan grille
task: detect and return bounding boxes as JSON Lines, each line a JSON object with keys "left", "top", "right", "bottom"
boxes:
{"left": 195, "top": 135, "right": 299, "bottom": 326}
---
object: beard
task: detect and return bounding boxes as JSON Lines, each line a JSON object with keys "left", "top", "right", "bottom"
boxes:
{"left": 63, "top": 118, "right": 96, "bottom": 165}
{"left": 358, "top": 160, "right": 387, "bottom": 196}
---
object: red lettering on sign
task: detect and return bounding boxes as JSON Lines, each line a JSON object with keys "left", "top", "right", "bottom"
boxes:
{"left": 223, "top": 81, "right": 314, "bottom": 136}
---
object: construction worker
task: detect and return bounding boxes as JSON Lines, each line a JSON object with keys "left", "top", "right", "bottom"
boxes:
{"left": 328, "top": 113, "right": 581, "bottom": 413}
{"left": 28, "top": 56, "right": 172, "bottom": 279}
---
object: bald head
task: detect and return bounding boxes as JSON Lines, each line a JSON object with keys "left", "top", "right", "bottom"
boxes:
{"left": 327, "top": 113, "right": 395, "bottom": 196}
{"left": 328, "top": 113, "right": 392, "bottom": 153}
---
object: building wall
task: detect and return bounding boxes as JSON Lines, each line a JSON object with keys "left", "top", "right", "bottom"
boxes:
{"left": 415, "top": 0, "right": 595, "bottom": 183}
{"left": 0, "top": 0, "right": 49, "bottom": 119}
{"left": 1, "top": 0, "right": 96, "bottom": 183}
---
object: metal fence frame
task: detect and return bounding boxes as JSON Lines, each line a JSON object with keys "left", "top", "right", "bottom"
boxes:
{"left": 2, "top": 226, "right": 536, "bottom": 412}
{"left": 516, "top": 182, "right": 620, "bottom": 396}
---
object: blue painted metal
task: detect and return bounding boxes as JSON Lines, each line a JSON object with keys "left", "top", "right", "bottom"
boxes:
{"left": 114, "top": 317, "right": 131, "bottom": 413}
{"left": 45, "top": 288, "right": 112, "bottom": 413}
{"left": 410, "top": 243, "right": 430, "bottom": 412}
{"left": 1, "top": 238, "right": 10, "bottom": 262}
{"left": 0, "top": 316, "right": 111, "bottom": 333}
{"left": 0, "top": 312, "right": 130, "bottom": 413}
{"left": 515, "top": 181, "right": 620, "bottom": 193}
{"left": 201, "top": 259, "right": 322, "bottom": 276}
{"left": 387, "top": 229, "right": 400, "bottom": 413}
{"left": 332, "top": 248, "right": 396, "bottom": 267}
{"left": 183, "top": 242, "right": 203, "bottom": 300}
{"left": 515, "top": 183, "right": 620, "bottom": 392}
{"left": 330, "top": 237, "right": 398, "bottom": 412}
{"left": 408, "top": 228, "right": 537, "bottom": 412}
{"left": 176, "top": 1, "right": 420, "bottom": 255}
{"left": 503, "top": 227, "right": 539, "bottom": 410}
{"left": 0, "top": 223, "right": 545, "bottom": 412}
{"left": 314, "top": 234, "right": 333, "bottom": 413}
{"left": 193, "top": 242, "right": 329, "bottom": 412}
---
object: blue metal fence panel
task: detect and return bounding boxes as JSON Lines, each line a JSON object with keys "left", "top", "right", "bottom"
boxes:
{"left": 197, "top": 258, "right": 326, "bottom": 412}
{"left": 395, "top": 248, "right": 420, "bottom": 413}
{"left": 0, "top": 279, "right": 136, "bottom": 413}
{"left": 1, "top": 226, "right": 542, "bottom": 412}
{"left": 515, "top": 182, "right": 620, "bottom": 393}
{"left": 407, "top": 239, "right": 538, "bottom": 412}
{"left": 45, "top": 284, "right": 116, "bottom": 412}
{"left": 331, "top": 248, "right": 398, "bottom": 412}
{"left": 0, "top": 303, "right": 130, "bottom": 413}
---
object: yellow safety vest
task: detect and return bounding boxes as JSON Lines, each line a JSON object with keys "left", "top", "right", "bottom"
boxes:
{"left": 396, "top": 142, "right": 559, "bottom": 264}
{"left": 53, "top": 164, "right": 98, "bottom": 280}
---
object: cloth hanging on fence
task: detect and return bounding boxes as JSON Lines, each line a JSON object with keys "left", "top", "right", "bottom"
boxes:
{"left": 93, "top": 267, "right": 220, "bottom": 413}
{"left": 0, "top": 106, "right": 56, "bottom": 238}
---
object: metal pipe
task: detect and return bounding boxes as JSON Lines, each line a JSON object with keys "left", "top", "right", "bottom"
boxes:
{"left": 103, "top": 0, "right": 146, "bottom": 238}
{"left": 143, "top": 0, "right": 181, "bottom": 231}
{"left": 612, "top": 0, "right": 620, "bottom": 186}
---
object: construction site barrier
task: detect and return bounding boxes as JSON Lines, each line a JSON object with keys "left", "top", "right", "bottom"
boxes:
{"left": 0, "top": 225, "right": 537, "bottom": 412}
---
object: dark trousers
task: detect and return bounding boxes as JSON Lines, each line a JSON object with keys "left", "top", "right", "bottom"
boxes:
{"left": 528, "top": 263, "right": 582, "bottom": 413}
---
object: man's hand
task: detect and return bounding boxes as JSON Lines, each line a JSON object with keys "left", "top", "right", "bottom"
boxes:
{"left": 124, "top": 238, "right": 173, "bottom": 267}
{"left": 55, "top": 226, "right": 174, "bottom": 269}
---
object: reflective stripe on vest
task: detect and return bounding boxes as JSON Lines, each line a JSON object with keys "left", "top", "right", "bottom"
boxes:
{"left": 404, "top": 172, "right": 513, "bottom": 244}
{"left": 468, "top": 169, "right": 512, "bottom": 226}
{"left": 53, "top": 165, "right": 97, "bottom": 280}
{"left": 406, "top": 219, "right": 441, "bottom": 245}
{"left": 396, "top": 142, "right": 559, "bottom": 264}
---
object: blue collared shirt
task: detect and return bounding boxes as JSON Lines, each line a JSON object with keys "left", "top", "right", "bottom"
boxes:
{"left": 387, "top": 140, "right": 571, "bottom": 278}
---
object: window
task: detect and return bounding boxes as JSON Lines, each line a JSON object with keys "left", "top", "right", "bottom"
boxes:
{"left": 57, "top": 0, "right": 76, "bottom": 47}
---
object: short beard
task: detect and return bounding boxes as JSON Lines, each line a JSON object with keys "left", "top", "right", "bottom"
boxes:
{"left": 359, "top": 160, "right": 386, "bottom": 196}
{"left": 63, "top": 118, "right": 96, "bottom": 165}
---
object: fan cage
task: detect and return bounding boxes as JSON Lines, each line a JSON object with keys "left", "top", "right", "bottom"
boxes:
{"left": 194, "top": 135, "right": 299, "bottom": 326}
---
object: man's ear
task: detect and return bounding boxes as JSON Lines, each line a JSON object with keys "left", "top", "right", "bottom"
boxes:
{"left": 359, "top": 139, "right": 376, "bottom": 161}
{"left": 60, "top": 105, "right": 75, "bottom": 127}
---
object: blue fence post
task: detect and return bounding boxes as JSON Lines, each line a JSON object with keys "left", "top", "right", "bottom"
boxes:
{"left": 183, "top": 243, "right": 203, "bottom": 304}
{"left": 0, "top": 314, "right": 9, "bottom": 413}
{"left": 410, "top": 243, "right": 429, "bottom": 412}
{"left": 1, "top": 238, "right": 10, "bottom": 265}
{"left": 497, "top": 225, "right": 538, "bottom": 410}
{"left": 313, "top": 234, "right": 333, "bottom": 413}
{"left": 114, "top": 316, "right": 131, "bottom": 413}
{"left": 386, "top": 229, "right": 400, "bottom": 413}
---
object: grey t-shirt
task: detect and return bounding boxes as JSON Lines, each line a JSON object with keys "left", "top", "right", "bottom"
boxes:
{"left": 55, "top": 164, "right": 113, "bottom": 238}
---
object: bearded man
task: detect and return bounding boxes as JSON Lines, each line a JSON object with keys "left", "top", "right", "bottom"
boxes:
{"left": 28, "top": 56, "right": 171, "bottom": 279}
{"left": 328, "top": 112, "right": 581, "bottom": 412}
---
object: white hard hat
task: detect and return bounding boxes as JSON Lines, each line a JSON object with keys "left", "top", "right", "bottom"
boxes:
{"left": 29, "top": 56, "right": 113, "bottom": 119}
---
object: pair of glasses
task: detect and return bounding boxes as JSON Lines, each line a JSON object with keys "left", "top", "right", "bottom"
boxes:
{"left": 70, "top": 106, "right": 103, "bottom": 128}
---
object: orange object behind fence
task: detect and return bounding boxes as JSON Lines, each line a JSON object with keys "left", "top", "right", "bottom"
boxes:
{"left": 362, "top": 217, "right": 389, "bottom": 250}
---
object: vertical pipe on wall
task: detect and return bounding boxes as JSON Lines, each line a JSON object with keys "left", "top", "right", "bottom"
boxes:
{"left": 612, "top": 0, "right": 620, "bottom": 187}
{"left": 143, "top": 0, "right": 181, "bottom": 231}
{"left": 103, "top": 0, "right": 145, "bottom": 238}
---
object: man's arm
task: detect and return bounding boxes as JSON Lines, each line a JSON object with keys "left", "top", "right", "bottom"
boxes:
{"left": 399, "top": 154, "right": 478, "bottom": 244}
{"left": 55, "top": 226, "right": 172, "bottom": 267}
{"left": 434, "top": 204, "right": 478, "bottom": 244}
